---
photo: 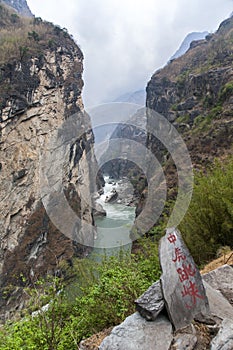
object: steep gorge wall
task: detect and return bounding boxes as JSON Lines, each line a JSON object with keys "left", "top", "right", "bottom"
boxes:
{"left": 0, "top": 26, "right": 97, "bottom": 318}
{"left": 146, "top": 16, "right": 233, "bottom": 167}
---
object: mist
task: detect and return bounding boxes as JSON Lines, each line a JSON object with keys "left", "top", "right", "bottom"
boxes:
{"left": 27, "top": 0, "right": 233, "bottom": 106}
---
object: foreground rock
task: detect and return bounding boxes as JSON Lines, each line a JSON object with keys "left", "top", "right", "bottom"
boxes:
{"left": 87, "top": 259, "right": 233, "bottom": 350}
{"left": 159, "top": 228, "right": 209, "bottom": 330}
{"left": 99, "top": 313, "right": 173, "bottom": 350}
{"left": 203, "top": 281, "right": 233, "bottom": 322}
{"left": 211, "top": 318, "right": 233, "bottom": 350}
{"left": 171, "top": 324, "right": 198, "bottom": 350}
{"left": 135, "top": 280, "right": 164, "bottom": 321}
{"left": 202, "top": 265, "right": 233, "bottom": 306}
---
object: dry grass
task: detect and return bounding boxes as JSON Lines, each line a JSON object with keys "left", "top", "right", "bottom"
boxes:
{"left": 0, "top": 3, "right": 79, "bottom": 65}
{"left": 201, "top": 251, "right": 233, "bottom": 274}
{"left": 78, "top": 328, "right": 113, "bottom": 350}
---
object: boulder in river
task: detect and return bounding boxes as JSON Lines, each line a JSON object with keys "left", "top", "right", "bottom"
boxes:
{"left": 93, "top": 203, "right": 106, "bottom": 217}
{"left": 105, "top": 189, "right": 118, "bottom": 203}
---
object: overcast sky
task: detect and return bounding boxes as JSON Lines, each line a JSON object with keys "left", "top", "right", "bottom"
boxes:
{"left": 27, "top": 0, "right": 232, "bottom": 107}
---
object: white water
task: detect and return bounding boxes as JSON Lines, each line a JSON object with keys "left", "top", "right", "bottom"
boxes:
{"left": 93, "top": 176, "right": 135, "bottom": 255}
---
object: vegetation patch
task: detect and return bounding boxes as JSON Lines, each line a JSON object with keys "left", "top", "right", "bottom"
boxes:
{"left": 0, "top": 4, "right": 79, "bottom": 65}
{"left": 0, "top": 239, "right": 161, "bottom": 349}
{"left": 179, "top": 156, "right": 233, "bottom": 266}
{"left": 218, "top": 81, "right": 233, "bottom": 104}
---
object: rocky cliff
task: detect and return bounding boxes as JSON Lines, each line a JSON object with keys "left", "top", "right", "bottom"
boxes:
{"left": 1, "top": 0, "right": 32, "bottom": 17}
{"left": 0, "top": 4, "right": 97, "bottom": 319}
{"left": 147, "top": 15, "right": 233, "bottom": 167}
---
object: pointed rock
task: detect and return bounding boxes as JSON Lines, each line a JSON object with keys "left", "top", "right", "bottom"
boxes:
{"left": 159, "top": 228, "right": 209, "bottom": 330}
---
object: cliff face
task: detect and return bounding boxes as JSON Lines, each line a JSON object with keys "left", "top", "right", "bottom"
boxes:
{"left": 147, "top": 16, "right": 233, "bottom": 166}
{"left": 1, "top": 0, "right": 33, "bottom": 17}
{"left": 0, "top": 6, "right": 97, "bottom": 318}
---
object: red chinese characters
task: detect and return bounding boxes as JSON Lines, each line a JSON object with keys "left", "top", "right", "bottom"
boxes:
{"left": 177, "top": 263, "right": 196, "bottom": 282}
{"left": 167, "top": 231, "right": 203, "bottom": 309}
{"left": 167, "top": 232, "right": 177, "bottom": 245}
{"left": 173, "top": 247, "right": 186, "bottom": 263}
{"left": 181, "top": 281, "right": 204, "bottom": 309}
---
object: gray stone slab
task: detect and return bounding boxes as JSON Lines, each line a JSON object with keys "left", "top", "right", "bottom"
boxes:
{"left": 203, "top": 281, "right": 233, "bottom": 321}
{"left": 99, "top": 312, "right": 173, "bottom": 350}
{"left": 203, "top": 265, "right": 233, "bottom": 305}
{"left": 211, "top": 318, "right": 233, "bottom": 350}
{"left": 135, "top": 280, "right": 165, "bottom": 321}
{"left": 159, "top": 228, "right": 209, "bottom": 330}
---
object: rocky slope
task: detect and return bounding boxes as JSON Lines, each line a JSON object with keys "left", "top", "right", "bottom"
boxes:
{"left": 147, "top": 16, "right": 233, "bottom": 167}
{"left": 1, "top": 0, "right": 32, "bottom": 17}
{"left": 0, "top": 4, "right": 97, "bottom": 320}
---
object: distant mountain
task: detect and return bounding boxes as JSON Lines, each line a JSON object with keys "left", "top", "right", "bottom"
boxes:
{"left": 1, "top": 0, "right": 33, "bottom": 17}
{"left": 114, "top": 89, "right": 146, "bottom": 106}
{"left": 170, "top": 31, "right": 208, "bottom": 60}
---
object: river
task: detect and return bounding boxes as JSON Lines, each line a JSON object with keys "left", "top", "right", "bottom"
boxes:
{"left": 66, "top": 177, "right": 135, "bottom": 298}
{"left": 92, "top": 176, "right": 136, "bottom": 258}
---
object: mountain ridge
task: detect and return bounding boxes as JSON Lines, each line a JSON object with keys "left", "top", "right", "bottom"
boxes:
{"left": 170, "top": 31, "right": 209, "bottom": 61}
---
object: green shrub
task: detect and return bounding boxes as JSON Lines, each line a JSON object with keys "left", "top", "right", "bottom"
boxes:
{"left": 179, "top": 157, "right": 233, "bottom": 265}
{"left": 208, "top": 105, "right": 222, "bottom": 119}
{"left": 0, "top": 241, "right": 161, "bottom": 349}
{"left": 176, "top": 114, "right": 190, "bottom": 124}
{"left": 218, "top": 81, "right": 233, "bottom": 103}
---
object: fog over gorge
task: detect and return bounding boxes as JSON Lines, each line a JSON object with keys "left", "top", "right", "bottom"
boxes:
{"left": 27, "top": 0, "right": 232, "bottom": 106}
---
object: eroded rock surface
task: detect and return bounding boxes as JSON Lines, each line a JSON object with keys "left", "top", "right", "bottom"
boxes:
{"left": 211, "top": 318, "right": 233, "bottom": 350}
{"left": 203, "top": 281, "right": 233, "bottom": 322}
{"left": 203, "top": 265, "right": 233, "bottom": 306}
{"left": 99, "top": 313, "right": 173, "bottom": 350}
{"left": 0, "top": 23, "right": 97, "bottom": 320}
